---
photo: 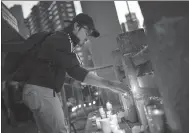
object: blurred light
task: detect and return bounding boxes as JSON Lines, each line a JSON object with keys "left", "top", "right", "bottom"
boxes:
{"left": 78, "top": 52, "right": 83, "bottom": 56}
{"left": 78, "top": 104, "right": 81, "bottom": 108}
{"left": 93, "top": 101, "right": 96, "bottom": 104}
{"left": 89, "top": 103, "right": 92, "bottom": 106}
{"left": 91, "top": 71, "right": 98, "bottom": 76}
{"left": 76, "top": 47, "right": 81, "bottom": 51}
{"left": 81, "top": 82, "right": 87, "bottom": 86}
{"left": 152, "top": 109, "right": 164, "bottom": 115}
{"left": 72, "top": 107, "right": 77, "bottom": 112}
{"left": 80, "top": 57, "right": 84, "bottom": 60}
{"left": 84, "top": 104, "right": 86, "bottom": 107}
{"left": 94, "top": 92, "right": 99, "bottom": 96}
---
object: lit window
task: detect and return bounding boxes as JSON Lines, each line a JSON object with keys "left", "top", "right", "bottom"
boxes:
{"left": 52, "top": 5, "right": 57, "bottom": 11}
{"left": 68, "top": 13, "right": 74, "bottom": 17}
{"left": 54, "top": 15, "right": 59, "bottom": 20}
{"left": 52, "top": 1, "right": 56, "bottom": 5}
{"left": 56, "top": 20, "right": 61, "bottom": 25}
{"left": 53, "top": 10, "right": 58, "bottom": 15}
{"left": 67, "top": 8, "right": 73, "bottom": 12}
{"left": 66, "top": 3, "right": 72, "bottom": 7}
{"left": 55, "top": 25, "right": 62, "bottom": 30}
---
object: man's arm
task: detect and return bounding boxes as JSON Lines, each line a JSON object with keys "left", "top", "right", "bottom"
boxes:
{"left": 44, "top": 32, "right": 129, "bottom": 94}
{"left": 83, "top": 72, "right": 130, "bottom": 94}
{"left": 66, "top": 65, "right": 129, "bottom": 94}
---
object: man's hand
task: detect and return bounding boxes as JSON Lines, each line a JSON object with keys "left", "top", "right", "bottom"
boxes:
{"left": 108, "top": 81, "right": 130, "bottom": 94}
{"left": 83, "top": 72, "right": 130, "bottom": 95}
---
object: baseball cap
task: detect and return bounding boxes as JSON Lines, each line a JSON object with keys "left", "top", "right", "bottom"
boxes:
{"left": 72, "top": 13, "right": 100, "bottom": 38}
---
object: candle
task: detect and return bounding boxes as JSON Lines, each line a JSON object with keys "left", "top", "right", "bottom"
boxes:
{"left": 100, "top": 118, "right": 111, "bottom": 133}
{"left": 111, "top": 114, "right": 119, "bottom": 126}
{"left": 111, "top": 124, "right": 119, "bottom": 133}
{"left": 96, "top": 117, "right": 101, "bottom": 129}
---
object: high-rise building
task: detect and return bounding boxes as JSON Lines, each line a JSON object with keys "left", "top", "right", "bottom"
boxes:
{"left": 1, "top": 2, "right": 19, "bottom": 32}
{"left": 10, "top": 5, "right": 30, "bottom": 39}
{"left": 26, "top": 5, "right": 42, "bottom": 35}
{"left": 125, "top": 12, "right": 139, "bottom": 32}
{"left": 38, "top": 1, "right": 53, "bottom": 32}
{"left": 25, "top": 1, "right": 76, "bottom": 35}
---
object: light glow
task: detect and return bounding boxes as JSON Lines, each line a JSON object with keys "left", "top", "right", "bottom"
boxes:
{"left": 76, "top": 47, "right": 81, "bottom": 51}
{"left": 152, "top": 109, "right": 164, "bottom": 115}
{"left": 94, "top": 92, "right": 99, "bottom": 96}
{"left": 72, "top": 107, "right": 77, "bottom": 112}
{"left": 77, "top": 52, "right": 83, "bottom": 56}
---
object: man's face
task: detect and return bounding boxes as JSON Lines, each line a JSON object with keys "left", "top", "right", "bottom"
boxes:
{"left": 74, "top": 23, "right": 92, "bottom": 46}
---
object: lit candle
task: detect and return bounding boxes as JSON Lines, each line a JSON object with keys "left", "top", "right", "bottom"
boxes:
{"left": 110, "top": 124, "right": 119, "bottom": 133}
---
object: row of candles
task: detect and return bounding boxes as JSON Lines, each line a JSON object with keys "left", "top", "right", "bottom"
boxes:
{"left": 96, "top": 102, "right": 125, "bottom": 133}
{"left": 71, "top": 101, "right": 96, "bottom": 112}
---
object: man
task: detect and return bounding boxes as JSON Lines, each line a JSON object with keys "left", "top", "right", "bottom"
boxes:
{"left": 16, "top": 13, "right": 129, "bottom": 133}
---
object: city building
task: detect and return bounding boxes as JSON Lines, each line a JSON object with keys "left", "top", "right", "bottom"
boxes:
{"left": 25, "top": 1, "right": 76, "bottom": 35}
{"left": 26, "top": 5, "right": 42, "bottom": 35}
{"left": 125, "top": 12, "right": 140, "bottom": 32}
{"left": 10, "top": 5, "right": 30, "bottom": 39}
{"left": 1, "top": 2, "right": 19, "bottom": 32}
{"left": 38, "top": 1, "right": 53, "bottom": 33}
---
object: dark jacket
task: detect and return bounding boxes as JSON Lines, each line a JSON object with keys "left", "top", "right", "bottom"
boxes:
{"left": 14, "top": 31, "right": 89, "bottom": 93}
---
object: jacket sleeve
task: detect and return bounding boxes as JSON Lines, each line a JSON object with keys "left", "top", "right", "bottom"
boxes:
{"left": 41, "top": 31, "right": 89, "bottom": 82}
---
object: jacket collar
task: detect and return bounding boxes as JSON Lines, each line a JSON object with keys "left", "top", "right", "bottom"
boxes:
{"left": 63, "top": 28, "right": 80, "bottom": 47}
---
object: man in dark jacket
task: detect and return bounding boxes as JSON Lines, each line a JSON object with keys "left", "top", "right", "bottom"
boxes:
{"left": 20, "top": 13, "right": 129, "bottom": 133}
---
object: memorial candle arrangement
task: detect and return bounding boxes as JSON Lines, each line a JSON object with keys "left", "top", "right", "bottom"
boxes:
{"left": 97, "top": 102, "right": 125, "bottom": 133}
